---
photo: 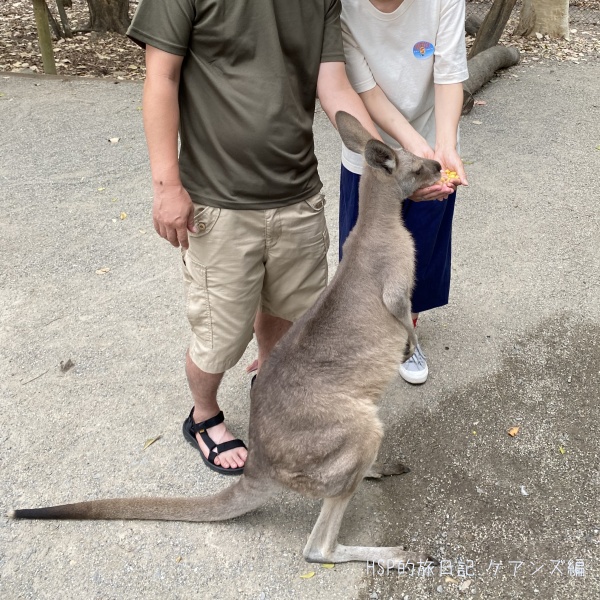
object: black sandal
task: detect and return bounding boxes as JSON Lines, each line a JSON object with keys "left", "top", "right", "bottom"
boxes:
{"left": 182, "top": 409, "right": 247, "bottom": 476}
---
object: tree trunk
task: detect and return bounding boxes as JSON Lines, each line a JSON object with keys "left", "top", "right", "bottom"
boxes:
{"left": 515, "top": 0, "right": 569, "bottom": 40}
{"left": 469, "top": 0, "right": 518, "bottom": 59}
{"left": 32, "top": 0, "right": 57, "bottom": 74}
{"left": 465, "top": 15, "right": 483, "bottom": 37}
{"left": 86, "top": 0, "right": 130, "bottom": 34}
{"left": 56, "top": 0, "right": 73, "bottom": 38}
{"left": 462, "top": 46, "right": 521, "bottom": 114}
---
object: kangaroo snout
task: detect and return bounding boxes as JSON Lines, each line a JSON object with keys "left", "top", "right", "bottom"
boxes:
{"left": 423, "top": 158, "right": 442, "bottom": 180}
{"left": 415, "top": 158, "right": 442, "bottom": 189}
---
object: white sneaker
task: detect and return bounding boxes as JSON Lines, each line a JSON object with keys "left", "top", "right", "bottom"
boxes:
{"left": 398, "top": 343, "right": 428, "bottom": 384}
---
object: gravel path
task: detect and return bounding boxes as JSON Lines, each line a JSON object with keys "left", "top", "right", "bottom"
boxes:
{"left": 1, "top": 60, "right": 599, "bottom": 599}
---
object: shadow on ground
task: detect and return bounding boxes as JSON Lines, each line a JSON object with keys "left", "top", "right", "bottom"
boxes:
{"left": 354, "top": 315, "right": 599, "bottom": 600}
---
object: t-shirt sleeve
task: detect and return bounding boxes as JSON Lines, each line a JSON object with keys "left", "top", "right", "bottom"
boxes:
{"left": 340, "top": 21, "right": 376, "bottom": 93}
{"left": 321, "top": 0, "right": 347, "bottom": 63}
{"left": 127, "top": 0, "right": 196, "bottom": 56}
{"left": 433, "top": 0, "right": 469, "bottom": 84}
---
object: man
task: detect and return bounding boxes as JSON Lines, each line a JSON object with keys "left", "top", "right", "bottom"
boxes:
{"left": 128, "top": 0, "right": 379, "bottom": 474}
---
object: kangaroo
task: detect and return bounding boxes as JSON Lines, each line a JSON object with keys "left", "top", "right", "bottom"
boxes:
{"left": 11, "top": 112, "right": 442, "bottom": 566}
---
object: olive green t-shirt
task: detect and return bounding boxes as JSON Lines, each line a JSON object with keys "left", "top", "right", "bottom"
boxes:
{"left": 128, "top": 0, "right": 345, "bottom": 209}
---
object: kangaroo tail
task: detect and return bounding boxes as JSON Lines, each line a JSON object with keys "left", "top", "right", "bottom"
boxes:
{"left": 9, "top": 475, "right": 275, "bottom": 522}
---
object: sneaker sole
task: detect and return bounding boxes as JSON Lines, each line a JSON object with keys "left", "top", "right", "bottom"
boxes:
{"left": 398, "top": 365, "right": 429, "bottom": 385}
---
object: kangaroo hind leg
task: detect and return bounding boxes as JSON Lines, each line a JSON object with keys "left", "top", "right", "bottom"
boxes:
{"left": 302, "top": 494, "right": 434, "bottom": 565}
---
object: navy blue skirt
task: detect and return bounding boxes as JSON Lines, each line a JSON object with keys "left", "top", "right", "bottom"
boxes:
{"left": 339, "top": 164, "right": 456, "bottom": 314}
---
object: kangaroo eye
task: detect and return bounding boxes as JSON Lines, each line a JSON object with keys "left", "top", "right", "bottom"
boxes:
{"left": 415, "top": 166, "right": 423, "bottom": 176}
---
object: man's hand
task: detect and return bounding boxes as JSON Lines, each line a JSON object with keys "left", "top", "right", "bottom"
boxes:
{"left": 152, "top": 182, "right": 197, "bottom": 249}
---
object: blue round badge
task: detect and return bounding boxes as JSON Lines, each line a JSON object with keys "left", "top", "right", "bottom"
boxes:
{"left": 413, "top": 41, "right": 435, "bottom": 59}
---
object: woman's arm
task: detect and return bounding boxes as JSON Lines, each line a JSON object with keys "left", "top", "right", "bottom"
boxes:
{"left": 434, "top": 82, "right": 469, "bottom": 186}
{"left": 360, "top": 85, "right": 433, "bottom": 159}
{"left": 317, "top": 61, "right": 381, "bottom": 140}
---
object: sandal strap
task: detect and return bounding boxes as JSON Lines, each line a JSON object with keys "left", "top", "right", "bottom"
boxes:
{"left": 187, "top": 410, "right": 246, "bottom": 463}
{"left": 189, "top": 410, "right": 224, "bottom": 434}
{"left": 214, "top": 438, "right": 247, "bottom": 454}
{"left": 206, "top": 438, "right": 247, "bottom": 462}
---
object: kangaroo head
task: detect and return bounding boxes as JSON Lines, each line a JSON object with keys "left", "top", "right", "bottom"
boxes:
{"left": 336, "top": 111, "right": 441, "bottom": 198}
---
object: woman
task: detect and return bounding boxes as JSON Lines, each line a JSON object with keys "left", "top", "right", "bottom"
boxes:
{"left": 339, "top": 0, "right": 469, "bottom": 384}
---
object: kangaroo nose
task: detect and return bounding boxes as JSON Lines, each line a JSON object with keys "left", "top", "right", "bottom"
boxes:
{"left": 432, "top": 160, "right": 442, "bottom": 172}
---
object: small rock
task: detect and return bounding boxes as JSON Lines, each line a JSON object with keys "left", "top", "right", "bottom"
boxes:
{"left": 458, "top": 579, "right": 472, "bottom": 591}
{"left": 437, "top": 585, "right": 444, "bottom": 593}
{"left": 520, "top": 485, "right": 529, "bottom": 496}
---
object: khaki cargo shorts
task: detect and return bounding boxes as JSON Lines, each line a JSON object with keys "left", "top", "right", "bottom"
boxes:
{"left": 181, "top": 193, "right": 330, "bottom": 374}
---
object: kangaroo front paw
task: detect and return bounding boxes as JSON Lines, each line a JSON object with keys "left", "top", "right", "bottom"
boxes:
{"left": 365, "top": 461, "right": 410, "bottom": 479}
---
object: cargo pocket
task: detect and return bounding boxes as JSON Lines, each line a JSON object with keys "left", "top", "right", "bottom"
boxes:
{"left": 302, "top": 193, "right": 329, "bottom": 256}
{"left": 188, "top": 204, "right": 221, "bottom": 238}
{"left": 182, "top": 252, "right": 213, "bottom": 348}
{"left": 303, "top": 193, "right": 326, "bottom": 212}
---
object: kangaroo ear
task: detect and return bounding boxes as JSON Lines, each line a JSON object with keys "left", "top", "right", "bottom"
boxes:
{"left": 364, "top": 140, "right": 396, "bottom": 174}
{"left": 335, "top": 111, "right": 372, "bottom": 154}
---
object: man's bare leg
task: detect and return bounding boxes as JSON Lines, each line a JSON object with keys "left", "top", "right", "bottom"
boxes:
{"left": 254, "top": 312, "right": 293, "bottom": 371}
{"left": 186, "top": 352, "right": 247, "bottom": 470}
{"left": 186, "top": 313, "right": 290, "bottom": 469}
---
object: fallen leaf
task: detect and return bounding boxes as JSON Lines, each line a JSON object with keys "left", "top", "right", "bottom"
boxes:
{"left": 60, "top": 358, "right": 75, "bottom": 373}
{"left": 445, "top": 576, "right": 459, "bottom": 584}
{"left": 321, "top": 563, "right": 335, "bottom": 569}
{"left": 97, "top": 187, "right": 106, "bottom": 191}
{"left": 95, "top": 267, "right": 110, "bottom": 275}
{"left": 139, "top": 229, "right": 146, "bottom": 234}
{"left": 507, "top": 426, "right": 520, "bottom": 437}
{"left": 472, "top": 120, "right": 483, "bottom": 125}
{"left": 143, "top": 435, "right": 162, "bottom": 450}
{"left": 595, "top": 145, "right": 600, "bottom": 151}
{"left": 108, "top": 137, "right": 120, "bottom": 144}
{"left": 111, "top": 198, "right": 118, "bottom": 202}
{"left": 459, "top": 580, "right": 472, "bottom": 591}
{"left": 300, "top": 572, "right": 315, "bottom": 579}
{"left": 175, "top": 556, "right": 182, "bottom": 563}
{"left": 558, "top": 446, "right": 566, "bottom": 455}
{"left": 120, "top": 212, "right": 127, "bottom": 220}
{"left": 472, "top": 430, "right": 477, "bottom": 436}
{"left": 474, "top": 100, "right": 487, "bottom": 105}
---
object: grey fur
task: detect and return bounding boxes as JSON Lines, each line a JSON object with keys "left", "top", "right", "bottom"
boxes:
{"left": 10, "top": 112, "right": 441, "bottom": 565}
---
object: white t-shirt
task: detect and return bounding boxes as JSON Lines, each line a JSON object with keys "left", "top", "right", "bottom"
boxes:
{"left": 341, "top": 0, "right": 469, "bottom": 174}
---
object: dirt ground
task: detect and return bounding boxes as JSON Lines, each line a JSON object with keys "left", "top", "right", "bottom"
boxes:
{"left": 0, "top": 1, "right": 599, "bottom": 80}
